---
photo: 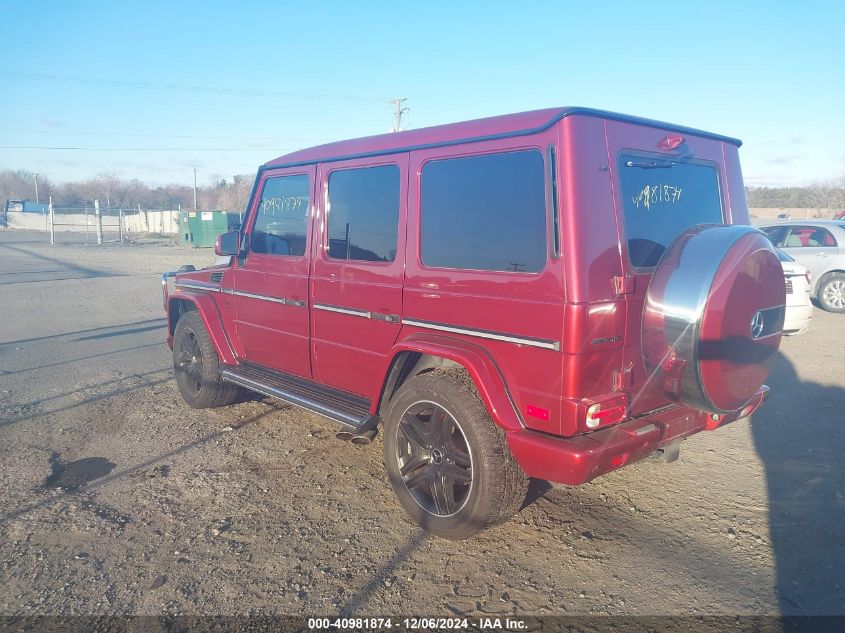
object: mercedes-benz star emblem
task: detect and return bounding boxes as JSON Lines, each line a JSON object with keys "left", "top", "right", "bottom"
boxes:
{"left": 750, "top": 311, "right": 765, "bottom": 339}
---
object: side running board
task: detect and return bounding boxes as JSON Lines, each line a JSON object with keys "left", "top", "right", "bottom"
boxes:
{"left": 220, "top": 362, "right": 380, "bottom": 444}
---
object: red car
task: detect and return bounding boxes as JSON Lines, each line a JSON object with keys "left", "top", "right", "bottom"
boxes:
{"left": 162, "top": 108, "right": 784, "bottom": 539}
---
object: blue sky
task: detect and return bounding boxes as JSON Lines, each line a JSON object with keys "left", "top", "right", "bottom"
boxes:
{"left": 1, "top": 0, "right": 843, "bottom": 188}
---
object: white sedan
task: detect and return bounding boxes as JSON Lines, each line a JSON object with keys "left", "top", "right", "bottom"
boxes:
{"left": 778, "top": 249, "right": 812, "bottom": 335}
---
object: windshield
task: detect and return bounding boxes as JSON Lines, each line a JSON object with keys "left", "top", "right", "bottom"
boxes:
{"left": 618, "top": 153, "right": 723, "bottom": 268}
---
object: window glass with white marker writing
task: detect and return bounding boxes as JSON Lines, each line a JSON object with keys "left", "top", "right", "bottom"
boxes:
{"left": 618, "top": 153, "right": 723, "bottom": 268}
{"left": 251, "top": 174, "right": 310, "bottom": 256}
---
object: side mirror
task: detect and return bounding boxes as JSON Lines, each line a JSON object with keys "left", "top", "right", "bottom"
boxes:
{"left": 215, "top": 230, "right": 241, "bottom": 257}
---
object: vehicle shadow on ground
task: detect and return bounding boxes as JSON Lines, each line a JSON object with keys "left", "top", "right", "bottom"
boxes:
{"left": 470, "top": 351, "right": 844, "bottom": 616}
{"left": 0, "top": 318, "right": 167, "bottom": 347}
{"left": 750, "top": 352, "right": 845, "bottom": 614}
{"left": 0, "top": 406, "right": 278, "bottom": 527}
{"left": 0, "top": 367, "right": 173, "bottom": 429}
{"left": 0, "top": 241, "right": 143, "bottom": 284}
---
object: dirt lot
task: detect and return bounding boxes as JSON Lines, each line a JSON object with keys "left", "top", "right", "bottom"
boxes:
{"left": 1, "top": 230, "right": 843, "bottom": 617}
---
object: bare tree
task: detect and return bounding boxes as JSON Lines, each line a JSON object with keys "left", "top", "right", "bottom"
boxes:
{"left": 0, "top": 169, "right": 37, "bottom": 204}
{"left": 1, "top": 169, "right": 256, "bottom": 211}
{"left": 93, "top": 172, "right": 121, "bottom": 207}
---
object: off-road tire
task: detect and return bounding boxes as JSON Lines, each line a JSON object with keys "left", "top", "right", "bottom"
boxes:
{"left": 383, "top": 369, "right": 529, "bottom": 540}
{"left": 817, "top": 273, "right": 845, "bottom": 313}
{"left": 172, "top": 311, "right": 240, "bottom": 408}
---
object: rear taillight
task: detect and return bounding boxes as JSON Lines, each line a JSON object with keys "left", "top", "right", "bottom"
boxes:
{"left": 584, "top": 394, "right": 628, "bottom": 429}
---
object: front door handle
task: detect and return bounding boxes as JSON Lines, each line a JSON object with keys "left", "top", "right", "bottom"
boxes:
{"left": 817, "top": 252, "right": 827, "bottom": 257}
{"left": 370, "top": 312, "right": 400, "bottom": 323}
{"left": 289, "top": 299, "right": 306, "bottom": 308}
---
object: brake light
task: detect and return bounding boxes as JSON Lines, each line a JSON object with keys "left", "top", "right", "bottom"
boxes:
{"left": 584, "top": 395, "right": 628, "bottom": 429}
{"left": 658, "top": 134, "right": 685, "bottom": 150}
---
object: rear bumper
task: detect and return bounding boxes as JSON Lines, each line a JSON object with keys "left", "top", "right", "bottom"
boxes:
{"left": 783, "top": 302, "right": 812, "bottom": 334}
{"left": 507, "top": 386, "right": 769, "bottom": 485}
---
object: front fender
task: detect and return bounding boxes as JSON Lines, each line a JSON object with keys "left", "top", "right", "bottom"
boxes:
{"left": 374, "top": 332, "right": 524, "bottom": 432}
{"left": 167, "top": 291, "right": 237, "bottom": 365}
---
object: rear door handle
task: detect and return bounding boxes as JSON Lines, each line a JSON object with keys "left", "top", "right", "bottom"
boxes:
{"left": 289, "top": 299, "right": 306, "bottom": 308}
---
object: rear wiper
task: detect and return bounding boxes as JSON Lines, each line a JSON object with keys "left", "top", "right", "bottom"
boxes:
{"left": 625, "top": 150, "right": 694, "bottom": 169}
{"left": 625, "top": 158, "right": 677, "bottom": 169}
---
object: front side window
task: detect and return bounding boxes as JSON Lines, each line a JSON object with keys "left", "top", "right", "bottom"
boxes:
{"left": 251, "top": 174, "right": 310, "bottom": 256}
{"left": 618, "top": 154, "right": 723, "bottom": 268}
{"left": 420, "top": 149, "right": 547, "bottom": 273}
{"left": 327, "top": 164, "right": 400, "bottom": 262}
{"left": 761, "top": 226, "right": 787, "bottom": 247}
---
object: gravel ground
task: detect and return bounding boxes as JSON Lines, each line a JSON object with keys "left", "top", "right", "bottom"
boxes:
{"left": 0, "top": 229, "right": 843, "bottom": 617}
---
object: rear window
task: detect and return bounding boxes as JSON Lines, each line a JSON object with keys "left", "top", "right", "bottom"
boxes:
{"left": 618, "top": 154, "right": 723, "bottom": 268}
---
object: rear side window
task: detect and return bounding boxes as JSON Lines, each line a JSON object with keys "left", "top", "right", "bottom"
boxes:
{"left": 327, "top": 164, "right": 400, "bottom": 262}
{"left": 783, "top": 226, "right": 838, "bottom": 248}
{"left": 252, "top": 174, "right": 310, "bottom": 256}
{"left": 420, "top": 150, "right": 546, "bottom": 273}
{"left": 618, "top": 154, "right": 723, "bottom": 268}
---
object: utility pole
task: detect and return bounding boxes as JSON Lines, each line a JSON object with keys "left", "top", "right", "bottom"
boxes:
{"left": 388, "top": 98, "right": 409, "bottom": 132}
{"left": 34, "top": 173, "right": 39, "bottom": 203}
{"left": 193, "top": 167, "right": 198, "bottom": 214}
{"left": 95, "top": 199, "right": 103, "bottom": 245}
{"left": 48, "top": 196, "right": 54, "bottom": 245}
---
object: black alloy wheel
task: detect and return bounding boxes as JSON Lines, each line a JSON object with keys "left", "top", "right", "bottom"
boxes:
{"left": 172, "top": 311, "right": 240, "bottom": 408}
{"left": 175, "top": 326, "right": 204, "bottom": 396}
{"left": 396, "top": 401, "right": 473, "bottom": 517}
{"left": 383, "top": 369, "right": 529, "bottom": 539}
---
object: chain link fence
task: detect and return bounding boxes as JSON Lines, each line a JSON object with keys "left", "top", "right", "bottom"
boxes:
{"left": 49, "top": 203, "right": 122, "bottom": 245}
{"left": 41, "top": 202, "right": 181, "bottom": 245}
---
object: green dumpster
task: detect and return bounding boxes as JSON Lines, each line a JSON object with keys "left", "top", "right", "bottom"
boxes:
{"left": 179, "top": 210, "right": 234, "bottom": 247}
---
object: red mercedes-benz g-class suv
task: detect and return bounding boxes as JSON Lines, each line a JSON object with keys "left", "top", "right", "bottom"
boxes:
{"left": 163, "top": 108, "right": 784, "bottom": 539}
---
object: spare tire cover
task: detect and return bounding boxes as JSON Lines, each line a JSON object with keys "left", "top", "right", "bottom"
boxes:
{"left": 642, "top": 225, "right": 785, "bottom": 413}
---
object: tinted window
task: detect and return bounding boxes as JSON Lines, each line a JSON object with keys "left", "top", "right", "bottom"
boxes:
{"left": 327, "top": 164, "right": 400, "bottom": 262}
{"left": 420, "top": 150, "right": 546, "bottom": 273}
{"left": 760, "top": 226, "right": 786, "bottom": 246}
{"left": 783, "top": 226, "right": 838, "bottom": 248}
{"left": 251, "top": 174, "right": 310, "bottom": 256}
{"left": 618, "top": 154, "right": 723, "bottom": 268}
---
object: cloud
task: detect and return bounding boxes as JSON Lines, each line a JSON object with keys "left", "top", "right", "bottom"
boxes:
{"left": 174, "top": 160, "right": 207, "bottom": 169}
{"left": 764, "top": 154, "right": 803, "bottom": 166}
{"left": 744, "top": 174, "right": 813, "bottom": 187}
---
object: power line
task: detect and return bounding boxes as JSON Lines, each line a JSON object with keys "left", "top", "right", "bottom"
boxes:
{"left": 0, "top": 127, "right": 328, "bottom": 143}
{"left": 0, "top": 146, "right": 303, "bottom": 151}
{"left": 0, "top": 70, "right": 388, "bottom": 103}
